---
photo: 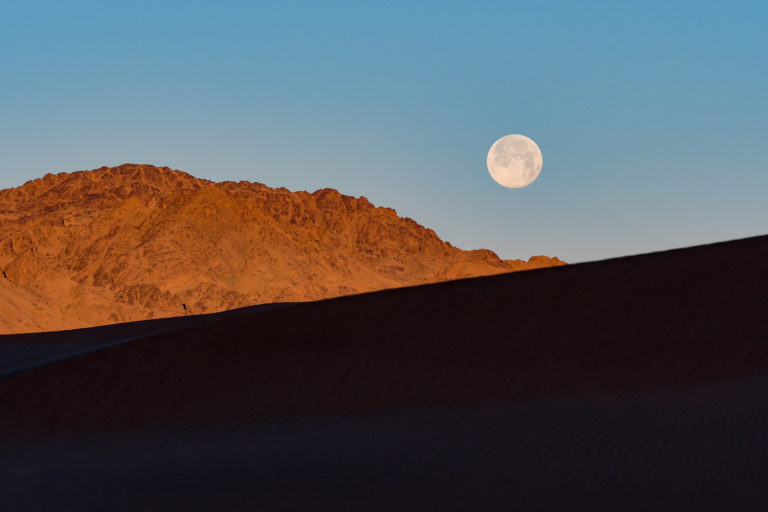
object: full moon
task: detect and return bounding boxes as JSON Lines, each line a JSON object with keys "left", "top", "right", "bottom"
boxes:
{"left": 486, "top": 134, "right": 543, "bottom": 188}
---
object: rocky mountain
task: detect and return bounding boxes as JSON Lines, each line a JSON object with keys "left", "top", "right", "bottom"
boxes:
{"left": 0, "top": 164, "right": 564, "bottom": 333}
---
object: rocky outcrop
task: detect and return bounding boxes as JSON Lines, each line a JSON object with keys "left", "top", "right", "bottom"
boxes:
{"left": 0, "top": 164, "right": 564, "bottom": 333}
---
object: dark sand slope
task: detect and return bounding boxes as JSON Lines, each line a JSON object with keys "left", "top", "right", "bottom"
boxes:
{"left": 2, "top": 235, "right": 768, "bottom": 510}
{"left": 0, "top": 302, "right": 292, "bottom": 376}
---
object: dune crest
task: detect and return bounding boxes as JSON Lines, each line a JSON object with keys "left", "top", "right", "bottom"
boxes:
{"left": 0, "top": 164, "right": 563, "bottom": 333}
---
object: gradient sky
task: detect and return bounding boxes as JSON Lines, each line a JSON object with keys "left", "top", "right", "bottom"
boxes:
{"left": 1, "top": 1, "right": 766, "bottom": 262}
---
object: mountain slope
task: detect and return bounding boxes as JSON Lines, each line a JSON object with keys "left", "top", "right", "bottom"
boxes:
{"left": 0, "top": 164, "right": 563, "bottom": 333}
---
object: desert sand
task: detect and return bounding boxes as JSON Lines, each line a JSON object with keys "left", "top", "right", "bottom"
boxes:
{"left": 1, "top": 234, "right": 767, "bottom": 510}
{"left": 0, "top": 164, "right": 562, "bottom": 333}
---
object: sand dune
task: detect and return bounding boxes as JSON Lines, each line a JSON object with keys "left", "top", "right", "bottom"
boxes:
{"left": 0, "top": 302, "right": 292, "bottom": 377}
{"left": 1, "top": 234, "right": 768, "bottom": 509}
{"left": 4, "top": 374, "right": 768, "bottom": 510}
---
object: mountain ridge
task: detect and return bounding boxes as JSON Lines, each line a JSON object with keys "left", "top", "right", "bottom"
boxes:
{"left": 0, "top": 164, "right": 564, "bottom": 333}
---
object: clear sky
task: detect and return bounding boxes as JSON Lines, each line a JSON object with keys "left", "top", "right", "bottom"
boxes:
{"left": 1, "top": 1, "right": 766, "bottom": 262}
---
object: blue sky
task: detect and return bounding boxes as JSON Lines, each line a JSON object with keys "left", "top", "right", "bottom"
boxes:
{"left": 1, "top": 1, "right": 766, "bottom": 262}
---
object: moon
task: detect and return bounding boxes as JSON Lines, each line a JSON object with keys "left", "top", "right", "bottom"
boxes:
{"left": 486, "top": 134, "right": 543, "bottom": 188}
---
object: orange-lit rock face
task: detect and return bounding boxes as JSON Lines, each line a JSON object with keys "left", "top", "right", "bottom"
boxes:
{"left": 0, "top": 164, "right": 564, "bottom": 333}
